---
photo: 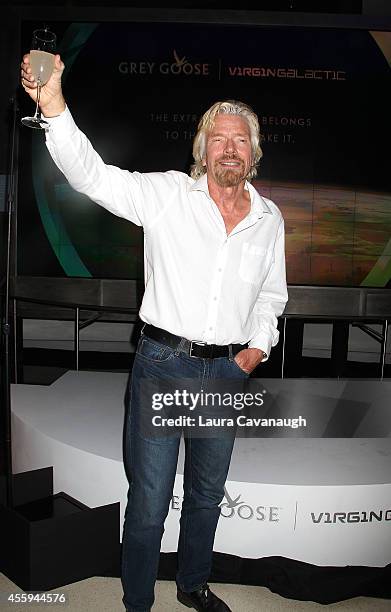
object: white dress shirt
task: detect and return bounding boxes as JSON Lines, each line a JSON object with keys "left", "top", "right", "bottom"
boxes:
{"left": 45, "top": 107, "right": 288, "bottom": 357}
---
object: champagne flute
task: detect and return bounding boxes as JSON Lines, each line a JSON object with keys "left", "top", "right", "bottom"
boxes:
{"left": 21, "top": 28, "right": 56, "bottom": 129}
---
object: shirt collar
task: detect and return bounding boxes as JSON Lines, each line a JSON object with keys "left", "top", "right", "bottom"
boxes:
{"left": 189, "top": 173, "right": 211, "bottom": 196}
{"left": 190, "top": 173, "right": 273, "bottom": 218}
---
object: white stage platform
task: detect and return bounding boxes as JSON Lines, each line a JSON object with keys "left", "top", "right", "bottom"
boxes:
{"left": 11, "top": 371, "right": 391, "bottom": 567}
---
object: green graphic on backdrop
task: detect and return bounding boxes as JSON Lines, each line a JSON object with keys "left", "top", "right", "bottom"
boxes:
{"left": 32, "top": 23, "right": 98, "bottom": 277}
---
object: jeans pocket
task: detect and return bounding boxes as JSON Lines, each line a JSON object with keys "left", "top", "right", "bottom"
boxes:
{"left": 136, "top": 336, "right": 175, "bottom": 363}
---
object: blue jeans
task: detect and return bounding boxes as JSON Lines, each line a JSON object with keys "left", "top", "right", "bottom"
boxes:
{"left": 121, "top": 334, "right": 248, "bottom": 612}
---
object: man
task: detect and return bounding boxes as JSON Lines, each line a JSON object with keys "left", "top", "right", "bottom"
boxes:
{"left": 21, "top": 53, "right": 288, "bottom": 612}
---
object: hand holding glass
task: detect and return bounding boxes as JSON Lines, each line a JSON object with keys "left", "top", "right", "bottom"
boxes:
{"left": 21, "top": 28, "right": 56, "bottom": 129}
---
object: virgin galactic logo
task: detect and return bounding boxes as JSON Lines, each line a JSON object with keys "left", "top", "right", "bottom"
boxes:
{"left": 311, "top": 509, "right": 391, "bottom": 524}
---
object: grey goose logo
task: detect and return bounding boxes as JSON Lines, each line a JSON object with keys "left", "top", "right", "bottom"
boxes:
{"left": 119, "top": 50, "right": 211, "bottom": 76}
{"left": 220, "top": 486, "right": 280, "bottom": 521}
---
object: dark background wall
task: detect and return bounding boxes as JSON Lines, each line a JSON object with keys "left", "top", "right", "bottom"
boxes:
{"left": 3, "top": 0, "right": 391, "bottom": 281}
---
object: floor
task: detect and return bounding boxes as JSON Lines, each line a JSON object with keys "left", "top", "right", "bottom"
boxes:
{"left": 0, "top": 573, "right": 390, "bottom": 612}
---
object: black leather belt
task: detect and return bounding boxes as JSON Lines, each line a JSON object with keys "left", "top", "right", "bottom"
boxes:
{"left": 142, "top": 324, "right": 246, "bottom": 359}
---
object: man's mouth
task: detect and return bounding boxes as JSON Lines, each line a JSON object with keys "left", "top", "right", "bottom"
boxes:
{"left": 219, "top": 160, "right": 242, "bottom": 167}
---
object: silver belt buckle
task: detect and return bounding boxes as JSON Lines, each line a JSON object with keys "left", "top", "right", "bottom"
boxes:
{"left": 189, "top": 340, "right": 206, "bottom": 358}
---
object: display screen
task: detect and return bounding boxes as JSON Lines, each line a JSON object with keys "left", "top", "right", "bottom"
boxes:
{"left": 18, "top": 20, "right": 391, "bottom": 287}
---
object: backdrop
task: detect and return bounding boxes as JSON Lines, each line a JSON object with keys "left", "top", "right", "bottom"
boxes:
{"left": 18, "top": 20, "right": 391, "bottom": 286}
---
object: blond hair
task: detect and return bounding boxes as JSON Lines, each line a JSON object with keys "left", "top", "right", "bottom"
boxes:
{"left": 190, "top": 100, "right": 263, "bottom": 181}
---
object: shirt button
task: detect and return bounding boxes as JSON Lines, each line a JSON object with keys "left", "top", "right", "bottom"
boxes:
{"left": 209, "top": 327, "right": 213, "bottom": 331}
{"left": 218, "top": 268, "right": 222, "bottom": 272}
{"left": 213, "top": 296, "right": 217, "bottom": 301}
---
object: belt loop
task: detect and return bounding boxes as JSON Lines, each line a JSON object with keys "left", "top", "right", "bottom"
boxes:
{"left": 141, "top": 323, "right": 146, "bottom": 335}
{"left": 228, "top": 344, "right": 233, "bottom": 361}
{"left": 175, "top": 337, "right": 186, "bottom": 356}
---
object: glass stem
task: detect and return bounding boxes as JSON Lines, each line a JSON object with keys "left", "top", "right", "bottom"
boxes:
{"left": 34, "top": 82, "right": 42, "bottom": 120}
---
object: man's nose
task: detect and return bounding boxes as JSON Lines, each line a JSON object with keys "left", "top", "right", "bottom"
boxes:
{"left": 224, "top": 138, "right": 236, "bottom": 154}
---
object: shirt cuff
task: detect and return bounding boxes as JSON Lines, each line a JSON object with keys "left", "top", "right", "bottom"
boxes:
{"left": 43, "top": 105, "right": 74, "bottom": 136}
{"left": 248, "top": 332, "right": 274, "bottom": 362}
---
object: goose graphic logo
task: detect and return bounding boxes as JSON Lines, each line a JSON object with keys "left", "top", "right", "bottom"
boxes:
{"left": 173, "top": 50, "right": 186, "bottom": 67}
{"left": 220, "top": 486, "right": 280, "bottom": 522}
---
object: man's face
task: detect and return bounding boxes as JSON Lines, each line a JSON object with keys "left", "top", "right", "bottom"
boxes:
{"left": 203, "top": 114, "right": 252, "bottom": 188}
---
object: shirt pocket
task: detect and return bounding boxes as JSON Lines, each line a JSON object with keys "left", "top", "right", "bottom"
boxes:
{"left": 239, "top": 242, "right": 270, "bottom": 285}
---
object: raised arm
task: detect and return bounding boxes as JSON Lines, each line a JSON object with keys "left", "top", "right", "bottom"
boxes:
{"left": 20, "top": 53, "right": 169, "bottom": 227}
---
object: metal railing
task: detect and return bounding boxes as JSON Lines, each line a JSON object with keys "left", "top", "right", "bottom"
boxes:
{"left": 6, "top": 294, "right": 391, "bottom": 381}
{"left": 11, "top": 295, "right": 138, "bottom": 380}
